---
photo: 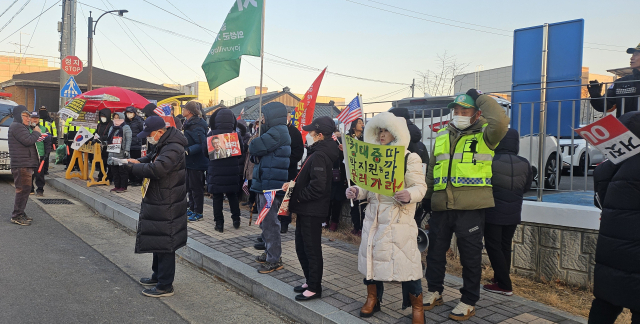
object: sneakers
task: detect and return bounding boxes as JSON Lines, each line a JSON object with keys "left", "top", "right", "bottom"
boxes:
{"left": 110, "top": 188, "right": 118, "bottom": 193}
{"left": 10, "top": 215, "right": 31, "bottom": 226}
{"left": 255, "top": 253, "right": 267, "bottom": 263}
{"left": 482, "top": 283, "right": 513, "bottom": 296}
{"left": 423, "top": 291, "right": 443, "bottom": 310}
{"left": 118, "top": 188, "right": 127, "bottom": 193}
{"left": 258, "top": 260, "right": 284, "bottom": 274}
{"left": 187, "top": 213, "right": 203, "bottom": 222}
{"left": 214, "top": 224, "right": 223, "bottom": 233}
{"left": 329, "top": 222, "right": 338, "bottom": 232}
{"left": 142, "top": 286, "right": 174, "bottom": 297}
{"left": 22, "top": 214, "right": 33, "bottom": 222}
{"left": 36, "top": 192, "right": 43, "bottom": 197}
{"left": 139, "top": 278, "right": 158, "bottom": 286}
{"left": 254, "top": 242, "right": 266, "bottom": 250}
{"left": 449, "top": 301, "right": 475, "bottom": 321}
{"left": 186, "top": 209, "right": 195, "bottom": 217}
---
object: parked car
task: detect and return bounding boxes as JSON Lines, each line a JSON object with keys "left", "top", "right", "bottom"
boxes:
{"left": 559, "top": 138, "right": 606, "bottom": 176}
{"left": 0, "top": 96, "right": 18, "bottom": 175}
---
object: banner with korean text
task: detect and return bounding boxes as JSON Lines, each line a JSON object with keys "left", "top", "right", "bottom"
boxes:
{"left": 344, "top": 136, "right": 405, "bottom": 196}
{"left": 575, "top": 115, "right": 640, "bottom": 164}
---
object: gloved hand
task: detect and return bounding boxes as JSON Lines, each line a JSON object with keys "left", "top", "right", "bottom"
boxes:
{"left": 394, "top": 190, "right": 411, "bottom": 203}
{"left": 346, "top": 187, "right": 359, "bottom": 199}
{"left": 93, "top": 134, "right": 100, "bottom": 140}
{"left": 587, "top": 80, "right": 603, "bottom": 98}
{"left": 422, "top": 198, "right": 432, "bottom": 214}
{"left": 466, "top": 89, "right": 483, "bottom": 102}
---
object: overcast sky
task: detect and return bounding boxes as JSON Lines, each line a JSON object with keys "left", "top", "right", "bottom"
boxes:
{"left": 0, "top": 0, "right": 637, "bottom": 112}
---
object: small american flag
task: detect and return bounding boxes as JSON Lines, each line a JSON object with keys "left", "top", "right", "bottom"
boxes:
{"left": 332, "top": 133, "right": 338, "bottom": 141}
{"left": 154, "top": 104, "right": 172, "bottom": 116}
{"left": 36, "top": 133, "right": 49, "bottom": 142}
{"left": 336, "top": 95, "right": 363, "bottom": 125}
{"left": 242, "top": 179, "right": 250, "bottom": 196}
{"left": 255, "top": 190, "right": 276, "bottom": 225}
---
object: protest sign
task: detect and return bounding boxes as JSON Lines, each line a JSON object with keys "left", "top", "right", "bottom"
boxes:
{"left": 575, "top": 115, "right": 640, "bottom": 164}
{"left": 59, "top": 98, "right": 86, "bottom": 119}
{"left": 71, "top": 111, "right": 98, "bottom": 128}
{"left": 71, "top": 127, "right": 92, "bottom": 150}
{"left": 207, "top": 132, "right": 242, "bottom": 160}
{"left": 107, "top": 136, "right": 122, "bottom": 153}
{"left": 344, "top": 136, "right": 405, "bottom": 196}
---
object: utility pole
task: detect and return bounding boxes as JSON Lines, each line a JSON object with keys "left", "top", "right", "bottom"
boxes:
{"left": 411, "top": 78, "right": 415, "bottom": 97}
{"left": 58, "top": 0, "right": 76, "bottom": 140}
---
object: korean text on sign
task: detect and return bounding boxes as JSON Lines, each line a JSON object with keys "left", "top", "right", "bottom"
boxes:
{"left": 575, "top": 115, "right": 640, "bottom": 164}
{"left": 345, "top": 136, "right": 405, "bottom": 197}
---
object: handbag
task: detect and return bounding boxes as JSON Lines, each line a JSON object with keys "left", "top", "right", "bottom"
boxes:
{"left": 277, "top": 157, "right": 312, "bottom": 216}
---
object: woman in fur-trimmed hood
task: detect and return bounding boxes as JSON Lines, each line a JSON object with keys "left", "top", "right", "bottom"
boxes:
{"left": 345, "top": 111, "right": 428, "bottom": 322}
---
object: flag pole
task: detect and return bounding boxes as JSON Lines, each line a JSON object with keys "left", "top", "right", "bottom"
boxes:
{"left": 257, "top": 0, "right": 265, "bottom": 135}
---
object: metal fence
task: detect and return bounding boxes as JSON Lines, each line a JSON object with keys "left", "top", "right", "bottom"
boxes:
{"left": 362, "top": 80, "right": 640, "bottom": 202}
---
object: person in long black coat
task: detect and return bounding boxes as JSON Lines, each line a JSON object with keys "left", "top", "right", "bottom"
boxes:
{"left": 589, "top": 112, "right": 640, "bottom": 324}
{"left": 127, "top": 116, "right": 188, "bottom": 298}
{"left": 207, "top": 108, "right": 242, "bottom": 232}
{"left": 482, "top": 128, "right": 532, "bottom": 296}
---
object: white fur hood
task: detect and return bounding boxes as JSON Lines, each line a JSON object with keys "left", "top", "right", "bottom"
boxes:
{"left": 363, "top": 112, "right": 411, "bottom": 149}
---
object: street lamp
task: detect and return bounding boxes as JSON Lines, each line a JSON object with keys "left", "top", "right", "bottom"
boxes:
{"left": 87, "top": 9, "right": 128, "bottom": 91}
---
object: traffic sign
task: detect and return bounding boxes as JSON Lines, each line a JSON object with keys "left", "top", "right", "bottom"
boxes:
{"left": 61, "top": 76, "right": 82, "bottom": 98}
{"left": 62, "top": 55, "right": 83, "bottom": 76}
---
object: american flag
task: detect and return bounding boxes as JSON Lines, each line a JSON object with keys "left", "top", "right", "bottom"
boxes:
{"left": 332, "top": 133, "right": 338, "bottom": 141}
{"left": 154, "top": 104, "right": 172, "bottom": 116}
{"left": 242, "top": 179, "right": 250, "bottom": 196}
{"left": 336, "top": 95, "right": 363, "bottom": 125}
{"left": 36, "top": 133, "right": 49, "bottom": 142}
{"left": 255, "top": 190, "right": 276, "bottom": 225}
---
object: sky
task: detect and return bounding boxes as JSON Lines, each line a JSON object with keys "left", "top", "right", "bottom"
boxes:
{"left": 0, "top": 0, "right": 637, "bottom": 113}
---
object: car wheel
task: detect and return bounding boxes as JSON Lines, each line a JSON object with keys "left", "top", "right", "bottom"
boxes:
{"left": 573, "top": 152, "right": 589, "bottom": 176}
{"left": 544, "top": 153, "right": 561, "bottom": 189}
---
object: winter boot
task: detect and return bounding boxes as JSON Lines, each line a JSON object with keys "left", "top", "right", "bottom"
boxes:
{"left": 409, "top": 293, "right": 424, "bottom": 324}
{"left": 359, "top": 284, "right": 380, "bottom": 318}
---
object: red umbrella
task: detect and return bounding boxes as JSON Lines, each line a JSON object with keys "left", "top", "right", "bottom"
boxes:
{"left": 74, "top": 87, "right": 150, "bottom": 113}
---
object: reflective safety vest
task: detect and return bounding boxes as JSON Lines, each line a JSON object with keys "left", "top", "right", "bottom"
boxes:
{"left": 432, "top": 124, "right": 494, "bottom": 191}
{"left": 39, "top": 119, "right": 57, "bottom": 137}
{"left": 63, "top": 117, "right": 79, "bottom": 134}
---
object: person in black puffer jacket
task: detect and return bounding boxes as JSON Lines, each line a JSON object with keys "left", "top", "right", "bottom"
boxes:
{"left": 286, "top": 116, "right": 341, "bottom": 301}
{"left": 125, "top": 106, "right": 145, "bottom": 186}
{"left": 482, "top": 128, "right": 532, "bottom": 296}
{"left": 207, "top": 108, "right": 242, "bottom": 232}
{"left": 127, "top": 116, "right": 188, "bottom": 298}
{"left": 236, "top": 119, "right": 251, "bottom": 200}
{"left": 589, "top": 112, "right": 640, "bottom": 324}
{"left": 95, "top": 108, "right": 113, "bottom": 181}
{"left": 182, "top": 101, "right": 209, "bottom": 222}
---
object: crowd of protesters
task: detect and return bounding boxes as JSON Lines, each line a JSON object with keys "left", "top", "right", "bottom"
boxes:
{"left": 7, "top": 46, "right": 640, "bottom": 323}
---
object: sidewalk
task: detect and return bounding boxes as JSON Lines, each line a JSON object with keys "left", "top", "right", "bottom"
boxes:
{"left": 47, "top": 165, "right": 585, "bottom": 324}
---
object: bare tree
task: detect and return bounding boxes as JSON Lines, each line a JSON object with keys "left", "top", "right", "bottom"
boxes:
{"left": 416, "top": 52, "right": 471, "bottom": 97}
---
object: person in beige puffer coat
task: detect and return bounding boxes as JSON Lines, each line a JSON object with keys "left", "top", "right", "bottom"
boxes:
{"left": 345, "top": 112, "right": 428, "bottom": 324}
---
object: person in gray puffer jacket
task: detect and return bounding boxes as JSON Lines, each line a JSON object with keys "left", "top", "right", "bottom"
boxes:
{"left": 8, "top": 106, "right": 42, "bottom": 226}
{"left": 107, "top": 112, "right": 132, "bottom": 193}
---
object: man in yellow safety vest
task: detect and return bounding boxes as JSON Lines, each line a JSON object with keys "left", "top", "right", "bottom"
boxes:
{"left": 423, "top": 89, "right": 509, "bottom": 321}
{"left": 38, "top": 106, "right": 57, "bottom": 137}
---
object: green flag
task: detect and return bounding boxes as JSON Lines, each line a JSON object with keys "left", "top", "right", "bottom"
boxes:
{"left": 202, "top": 0, "right": 263, "bottom": 91}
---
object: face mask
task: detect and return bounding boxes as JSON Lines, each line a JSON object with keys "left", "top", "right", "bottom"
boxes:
{"left": 147, "top": 136, "right": 158, "bottom": 145}
{"left": 126, "top": 113, "right": 135, "bottom": 119}
{"left": 306, "top": 134, "right": 315, "bottom": 146}
{"left": 100, "top": 117, "right": 107, "bottom": 123}
{"left": 113, "top": 119, "right": 124, "bottom": 126}
{"left": 452, "top": 115, "right": 473, "bottom": 130}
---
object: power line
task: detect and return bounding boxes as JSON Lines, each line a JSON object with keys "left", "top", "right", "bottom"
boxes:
{"left": 0, "top": 0, "right": 32, "bottom": 34}
{"left": 97, "top": 29, "right": 163, "bottom": 82}
{"left": 13, "top": 0, "right": 46, "bottom": 75}
{"left": 0, "top": 0, "right": 20, "bottom": 19}
{"left": 143, "top": 0, "right": 217, "bottom": 36}
{"left": 0, "top": 0, "right": 59, "bottom": 44}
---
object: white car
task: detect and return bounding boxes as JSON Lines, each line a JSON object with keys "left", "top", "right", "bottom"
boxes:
{"left": 559, "top": 138, "right": 605, "bottom": 175}
{"left": 0, "top": 98, "right": 18, "bottom": 175}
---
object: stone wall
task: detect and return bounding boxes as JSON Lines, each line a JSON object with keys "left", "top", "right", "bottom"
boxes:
{"left": 503, "top": 222, "right": 597, "bottom": 288}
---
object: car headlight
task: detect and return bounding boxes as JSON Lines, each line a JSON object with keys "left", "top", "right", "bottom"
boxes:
{"left": 560, "top": 144, "right": 579, "bottom": 154}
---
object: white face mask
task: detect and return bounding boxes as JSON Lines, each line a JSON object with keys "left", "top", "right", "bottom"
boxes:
{"left": 147, "top": 136, "right": 158, "bottom": 145}
{"left": 306, "top": 133, "right": 315, "bottom": 146}
{"left": 452, "top": 115, "right": 473, "bottom": 130}
{"left": 100, "top": 117, "right": 107, "bottom": 123}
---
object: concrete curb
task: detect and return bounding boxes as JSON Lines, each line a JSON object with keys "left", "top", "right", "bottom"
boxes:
{"left": 48, "top": 178, "right": 366, "bottom": 324}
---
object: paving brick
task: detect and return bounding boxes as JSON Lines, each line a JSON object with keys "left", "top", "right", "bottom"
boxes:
{"left": 474, "top": 307, "right": 495, "bottom": 318}
{"left": 483, "top": 313, "right": 509, "bottom": 323}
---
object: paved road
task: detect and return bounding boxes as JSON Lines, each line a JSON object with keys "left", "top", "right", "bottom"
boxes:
{"left": 0, "top": 178, "right": 292, "bottom": 324}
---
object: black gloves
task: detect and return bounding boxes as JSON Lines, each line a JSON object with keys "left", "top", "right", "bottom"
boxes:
{"left": 466, "top": 89, "right": 483, "bottom": 102}
{"left": 587, "top": 80, "right": 603, "bottom": 98}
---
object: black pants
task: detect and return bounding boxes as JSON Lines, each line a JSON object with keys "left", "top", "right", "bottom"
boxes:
{"left": 31, "top": 156, "right": 46, "bottom": 194}
{"left": 111, "top": 165, "right": 129, "bottom": 189}
{"left": 151, "top": 252, "right": 176, "bottom": 291}
{"left": 295, "top": 214, "right": 323, "bottom": 293}
{"left": 426, "top": 209, "right": 485, "bottom": 306}
{"left": 12, "top": 168, "right": 34, "bottom": 218}
{"left": 364, "top": 279, "right": 422, "bottom": 309}
{"left": 484, "top": 223, "right": 517, "bottom": 291}
{"left": 327, "top": 199, "right": 343, "bottom": 225}
{"left": 186, "top": 169, "right": 205, "bottom": 214}
{"left": 350, "top": 200, "right": 367, "bottom": 231}
{"left": 212, "top": 192, "right": 241, "bottom": 226}
{"left": 128, "top": 150, "right": 142, "bottom": 184}
{"left": 589, "top": 298, "right": 639, "bottom": 324}
{"left": 247, "top": 180, "right": 256, "bottom": 206}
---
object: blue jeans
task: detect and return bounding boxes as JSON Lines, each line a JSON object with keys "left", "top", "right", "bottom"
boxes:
{"left": 258, "top": 194, "right": 282, "bottom": 263}
{"left": 363, "top": 278, "right": 422, "bottom": 310}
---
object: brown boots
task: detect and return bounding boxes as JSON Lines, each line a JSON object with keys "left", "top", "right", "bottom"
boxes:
{"left": 359, "top": 284, "right": 381, "bottom": 318}
{"left": 409, "top": 293, "right": 424, "bottom": 324}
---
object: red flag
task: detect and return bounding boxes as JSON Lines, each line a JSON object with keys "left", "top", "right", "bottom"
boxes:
{"left": 291, "top": 68, "right": 327, "bottom": 143}
{"left": 237, "top": 108, "right": 244, "bottom": 120}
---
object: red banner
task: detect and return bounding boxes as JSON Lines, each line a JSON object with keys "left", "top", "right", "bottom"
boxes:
{"left": 291, "top": 68, "right": 327, "bottom": 142}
